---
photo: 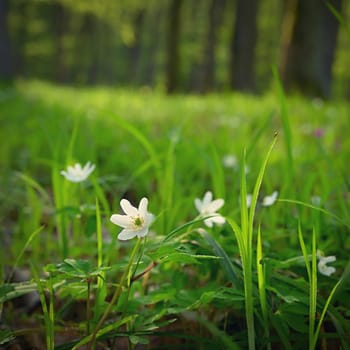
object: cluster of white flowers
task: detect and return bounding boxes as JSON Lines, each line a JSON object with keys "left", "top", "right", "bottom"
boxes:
{"left": 244, "top": 191, "right": 278, "bottom": 208}
{"left": 59, "top": 163, "right": 337, "bottom": 278}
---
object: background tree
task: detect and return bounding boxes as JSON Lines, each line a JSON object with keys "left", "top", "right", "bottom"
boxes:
{"left": 281, "top": 0, "right": 343, "bottom": 98}
{"left": 229, "top": 0, "right": 260, "bottom": 92}
{"left": 2, "top": 0, "right": 349, "bottom": 98}
{"left": 196, "top": 0, "right": 226, "bottom": 93}
{"left": 166, "top": 0, "right": 183, "bottom": 94}
{"left": 0, "top": 0, "right": 14, "bottom": 82}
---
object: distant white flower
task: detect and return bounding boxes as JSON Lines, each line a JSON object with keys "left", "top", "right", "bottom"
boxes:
{"left": 222, "top": 154, "right": 238, "bottom": 169}
{"left": 110, "top": 197, "right": 154, "bottom": 240}
{"left": 61, "top": 162, "right": 95, "bottom": 183}
{"left": 311, "top": 196, "right": 321, "bottom": 206}
{"left": 262, "top": 191, "right": 278, "bottom": 207}
{"left": 317, "top": 251, "right": 336, "bottom": 276}
{"left": 246, "top": 194, "right": 253, "bottom": 208}
{"left": 195, "top": 191, "right": 225, "bottom": 227}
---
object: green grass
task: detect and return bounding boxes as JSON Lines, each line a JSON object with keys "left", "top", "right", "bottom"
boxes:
{"left": 0, "top": 79, "right": 349, "bottom": 349}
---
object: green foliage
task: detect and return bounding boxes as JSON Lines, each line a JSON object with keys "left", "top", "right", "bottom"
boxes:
{"left": 0, "top": 81, "right": 349, "bottom": 348}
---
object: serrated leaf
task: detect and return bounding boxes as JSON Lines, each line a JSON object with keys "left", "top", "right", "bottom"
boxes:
{"left": 45, "top": 259, "right": 110, "bottom": 279}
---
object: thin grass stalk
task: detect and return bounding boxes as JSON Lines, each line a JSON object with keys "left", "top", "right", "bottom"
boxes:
{"left": 86, "top": 278, "right": 91, "bottom": 335}
{"left": 31, "top": 265, "right": 54, "bottom": 350}
{"left": 257, "top": 225, "right": 271, "bottom": 350}
{"left": 309, "top": 228, "right": 317, "bottom": 350}
{"left": 92, "top": 198, "right": 107, "bottom": 325}
{"left": 52, "top": 161, "right": 68, "bottom": 258}
{"left": 312, "top": 278, "right": 342, "bottom": 349}
{"left": 7, "top": 226, "right": 44, "bottom": 282}
{"left": 239, "top": 150, "right": 254, "bottom": 350}
{"left": 272, "top": 67, "right": 294, "bottom": 189}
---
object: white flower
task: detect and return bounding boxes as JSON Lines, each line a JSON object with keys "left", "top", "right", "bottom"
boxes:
{"left": 246, "top": 194, "right": 252, "bottom": 208}
{"left": 110, "top": 197, "right": 154, "bottom": 240}
{"left": 195, "top": 191, "right": 225, "bottom": 228}
{"left": 222, "top": 154, "right": 238, "bottom": 169}
{"left": 262, "top": 191, "right": 278, "bottom": 207}
{"left": 317, "top": 251, "right": 336, "bottom": 276}
{"left": 311, "top": 196, "right": 321, "bottom": 206}
{"left": 61, "top": 162, "right": 95, "bottom": 183}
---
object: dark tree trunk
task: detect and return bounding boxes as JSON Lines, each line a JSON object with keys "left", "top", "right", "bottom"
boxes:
{"left": 229, "top": 0, "right": 259, "bottom": 92}
{"left": 166, "top": 0, "right": 183, "bottom": 94}
{"left": 52, "top": 3, "right": 69, "bottom": 83}
{"left": 128, "top": 9, "right": 145, "bottom": 84}
{"left": 0, "top": 0, "right": 14, "bottom": 81}
{"left": 197, "top": 0, "right": 226, "bottom": 93}
{"left": 282, "top": 0, "right": 342, "bottom": 98}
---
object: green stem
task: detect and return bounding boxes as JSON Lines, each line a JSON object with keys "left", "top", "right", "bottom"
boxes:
{"left": 243, "top": 259, "right": 255, "bottom": 350}
{"left": 86, "top": 279, "right": 91, "bottom": 335}
{"left": 87, "top": 238, "right": 142, "bottom": 349}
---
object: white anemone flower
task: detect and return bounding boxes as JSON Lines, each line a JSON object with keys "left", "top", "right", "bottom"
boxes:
{"left": 195, "top": 191, "right": 225, "bottom": 228}
{"left": 222, "top": 154, "right": 238, "bottom": 169}
{"left": 262, "top": 191, "right": 278, "bottom": 207}
{"left": 246, "top": 194, "right": 253, "bottom": 208}
{"left": 317, "top": 251, "right": 336, "bottom": 276}
{"left": 110, "top": 197, "right": 154, "bottom": 240}
{"left": 61, "top": 162, "right": 95, "bottom": 183}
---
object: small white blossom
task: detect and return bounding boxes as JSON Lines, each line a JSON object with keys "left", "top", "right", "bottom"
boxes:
{"left": 110, "top": 197, "right": 154, "bottom": 240}
{"left": 195, "top": 191, "right": 225, "bottom": 228}
{"left": 317, "top": 251, "right": 336, "bottom": 276}
{"left": 61, "top": 162, "right": 95, "bottom": 183}
{"left": 222, "top": 154, "right": 238, "bottom": 169}
{"left": 246, "top": 194, "right": 252, "bottom": 208}
{"left": 262, "top": 191, "right": 278, "bottom": 207}
{"left": 311, "top": 196, "right": 321, "bottom": 206}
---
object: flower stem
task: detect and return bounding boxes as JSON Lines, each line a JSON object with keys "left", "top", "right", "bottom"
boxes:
{"left": 87, "top": 238, "right": 142, "bottom": 349}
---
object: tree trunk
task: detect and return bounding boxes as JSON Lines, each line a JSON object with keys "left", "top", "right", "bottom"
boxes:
{"left": 229, "top": 0, "right": 259, "bottom": 92}
{"left": 52, "top": 3, "right": 69, "bottom": 83}
{"left": 197, "top": 0, "right": 226, "bottom": 93}
{"left": 282, "top": 0, "right": 342, "bottom": 98}
{"left": 128, "top": 9, "right": 145, "bottom": 84}
{"left": 0, "top": 0, "right": 14, "bottom": 81}
{"left": 166, "top": 0, "right": 183, "bottom": 94}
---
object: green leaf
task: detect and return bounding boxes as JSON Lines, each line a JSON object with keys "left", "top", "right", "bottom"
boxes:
{"left": 200, "top": 230, "right": 241, "bottom": 287}
{"left": 129, "top": 335, "right": 149, "bottom": 345}
{"left": 45, "top": 259, "right": 110, "bottom": 279}
{"left": 0, "top": 329, "right": 16, "bottom": 346}
{"left": 0, "top": 282, "right": 38, "bottom": 303}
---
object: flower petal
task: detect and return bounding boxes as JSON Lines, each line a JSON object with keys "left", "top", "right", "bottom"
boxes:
{"left": 211, "top": 215, "right": 225, "bottom": 225}
{"left": 120, "top": 199, "right": 138, "bottom": 216}
{"left": 194, "top": 198, "right": 203, "bottom": 213}
{"left": 203, "top": 218, "right": 214, "bottom": 228}
{"left": 203, "top": 191, "right": 213, "bottom": 206}
{"left": 207, "top": 198, "right": 224, "bottom": 213}
{"left": 138, "top": 197, "right": 148, "bottom": 217}
{"left": 262, "top": 191, "right": 278, "bottom": 207}
{"left": 136, "top": 227, "right": 149, "bottom": 238}
{"left": 118, "top": 229, "right": 137, "bottom": 240}
{"left": 145, "top": 213, "right": 155, "bottom": 226}
{"left": 323, "top": 255, "right": 336, "bottom": 263}
{"left": 110, "top": 214, "right": 132, "bottom": 228}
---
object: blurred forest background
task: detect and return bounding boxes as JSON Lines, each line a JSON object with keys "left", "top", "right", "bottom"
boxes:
{"left": 0, "top": 0, "right": 349, "bottom": 99}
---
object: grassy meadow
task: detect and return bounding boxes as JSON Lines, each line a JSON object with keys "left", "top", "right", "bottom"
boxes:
{"left": 0, "top": 80, "right": 350, "bottom": 349}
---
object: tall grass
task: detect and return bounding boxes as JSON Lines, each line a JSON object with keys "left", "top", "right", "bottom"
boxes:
{"left": 0, "top": 80, "right": 349, "bottom": 349}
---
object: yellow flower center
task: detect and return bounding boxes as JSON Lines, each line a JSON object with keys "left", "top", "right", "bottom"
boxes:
{"left": 133, "top": 216, "right": 144, "bottom": 228}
